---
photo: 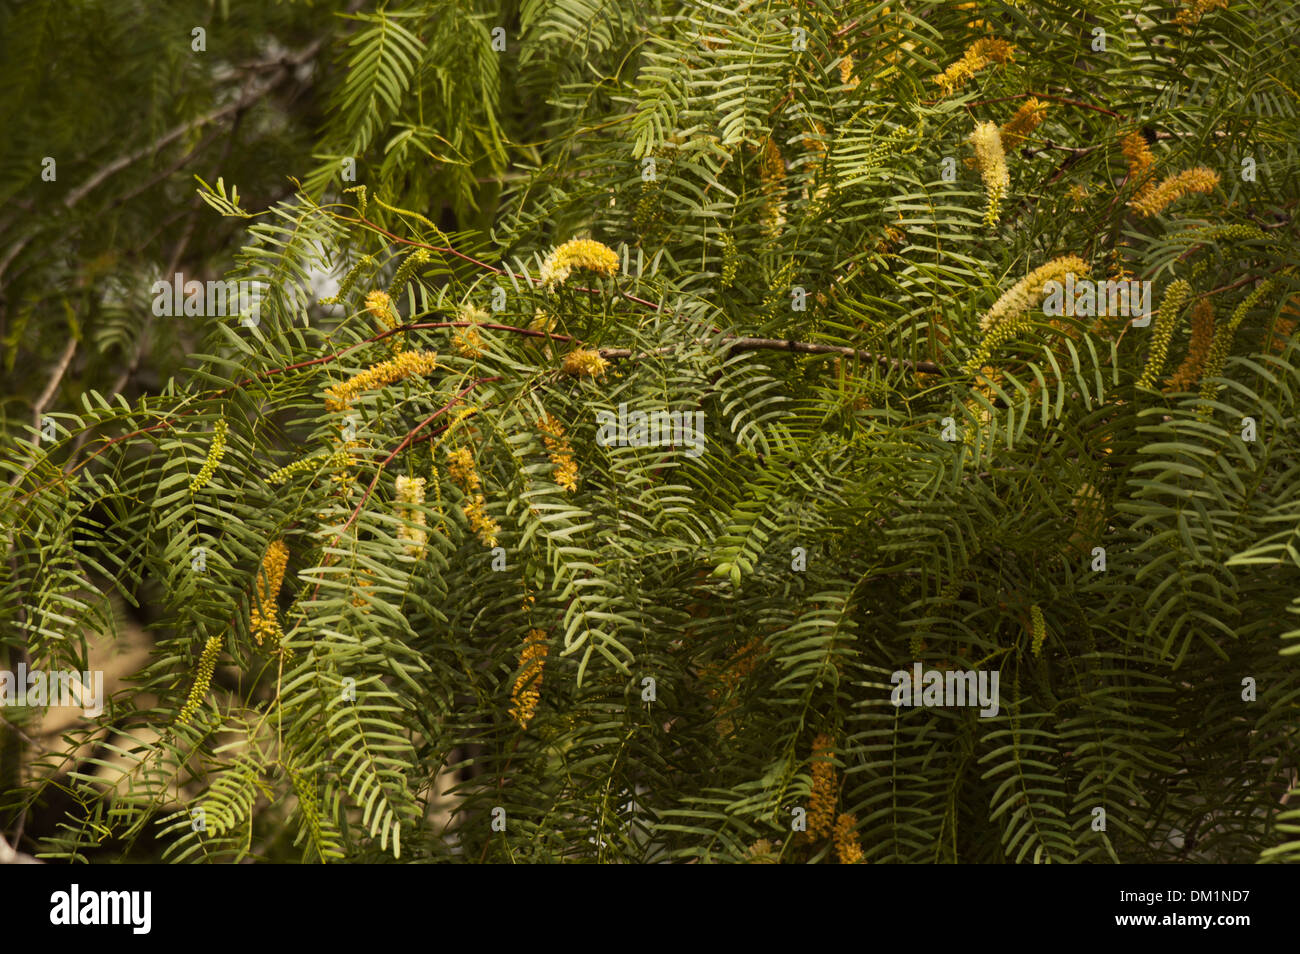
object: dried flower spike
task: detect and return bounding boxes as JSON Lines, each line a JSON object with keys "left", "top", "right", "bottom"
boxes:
{"left": 509, "top": 629, "right": 549, "bottom": 729}
{"left": 833, "top": 813, "right": 864, "bottom": 864}
{"left": 808, "top": 733, "right": 837, "bottom": 839}
{"left": 250, "top": 540, "right": 289, "bottom": 646}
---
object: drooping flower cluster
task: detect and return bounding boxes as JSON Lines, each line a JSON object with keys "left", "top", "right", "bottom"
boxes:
{"left": 538, "top": 238, "right": 620, "bottom": 288}
{"left": 324, "top": 350, "right": 439, "bottom": 411}
{"left": 508, "top": 628, "right": 549, "bottom": 729}
{"left": 1199, "top": 279, "right": 1278, "bottom": 412}
{"left": 1175, "top": 0, "right": 1227, "bottom": 28}
{"left": 833, "top": 813, "right": 864, "bottom": 864}
{"left": 1121, "top": 130, "right": 1158, "bottom": 203}
{"left": 537, "top": 412, "right": 578, "bottom": 492}
{"left": 447, "top": 446, "right": 500, "bottom": 547}
{"left": 999, "top": 97, "right": 1048, "bottom": 151}
{"left": 265, "top": 448, "right": 353, "bottom": 486}
{"left": 394, "top": 474, "right": 428, "bottom": 559}
{"left": 933, "top": 37, "right": 1015, "bottom": 94}
{"left": 808, "top": 733, "right": 837, "bottom": 839}
{"left": 250, "top": 539, "right": 289, "bottom": 646}
{"left": 964, "top": 256, "right": 1089, "bottom": 373}
{"left": 1130, "top": 167, "right": 1220, "bottom": 217}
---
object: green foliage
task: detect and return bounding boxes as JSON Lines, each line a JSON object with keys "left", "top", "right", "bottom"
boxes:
{"left": 3, "top": 0, "right": 1300, "bottom": 863}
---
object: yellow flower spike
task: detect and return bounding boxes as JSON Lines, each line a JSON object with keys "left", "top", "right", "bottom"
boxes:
{"left": 324, "top": 350, "right": 439, "bottom": 411}
{"left": 538, "top": 238, "right": 620, "bottom": 289}
{"left": 1130, "top": 167, "right": 1220, "bottom": 218}
{"left": 970, "top": 121, "right": 1009, "bottom": 227}
{"left": 1137, "top": 280, "right": 1192, "bottom": 389}
{"left": 395, "top": 474, "right": 428, "bottom": 559}
{"left": 509, "top": 628, "right": 549, "bottom": 730}
{"left": 999, "top": 97, "right": 1048, "bottom": 152}
{"left": 833, "top": 813, "right": 864, "bottom": 864}
{"left": 446, "top": 446, "right": 480, "bottom": 491}
{"left": 561, "top": 348, "right": 610, "bottom": 379}
{"left": 978, "top": 256, "right": 1090, "bottom": 335}
{"left": 178, "top": 634, "right": 223, "bottom": 725}
{"left": 808, "top": 733, "right": 837, "bottom": 839}
{"left": 462, "top": 493, "right": 500, "bottom": 548}
{"left": 1120, "top": 130, "right": 1158, "bottom": 204}
{"left": 1030, "top": 605, "right": 1047, "bottom": 657}
{"left": 933, "top": 37, "right": 1015, "bottom": 94}
{"left": 1174, "top": 0, "right": 1227, "bottom": 28}
{"left": 537, "top": 412, "right": 578, "bottom": 492}
{"left": 250, "top": 540, "right": 289, "bottom": 646}
{"left": 190, "top": 418, "right": 228, "bottom": 494}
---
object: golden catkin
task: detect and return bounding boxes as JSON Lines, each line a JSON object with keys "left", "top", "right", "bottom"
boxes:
{"left": 538, "top": 412, "right": 578, "bottom": 492}
{"left": 970, "top": 121, "right": 1009, "bottom": 226}
{"left": 999, "top": 97, "right": 1048, "bottom": 151}
{"left": 508, "top": 628, "right": 549, "bottom": 729}
{"left": 447, "top": 446, "right": 480, "bottom": 491}
{"left": 395, "top": 474, "right": 428, "bottom": 559}
{"left": 1166, "top": 299, "right": 1216, "bottom": 392}
{"left": 325, "top": 350, "right": 439, "bottom": 411}
{"left": 1130, "top": 167, "right": 1220, "bottom": 217}
{"left": 1030, "top": 604, "right": 1047, "bottom": 657}
{"left": 366, "top": 289, "right": 405, "bottom": 353}
{"left": 561, "top": 348, "right": 610, "bottom": 379}
{"left": 178, "top": 634, "right": 223, "bottom": 724}
{"left": 833, "top": 813, "right": 864, "bottom": 864}
{"left": 189, "top": 418, "right": 228, "bottom": 494}
{"left": 933, "top": 37, "right": 1016, "bottom": 94}
{"left": 1175, "top": 0, "right": 1227, "bottom": 28}
{"left": 978, "top": 256, "right": 1089, "bottom": 334}
{"left": 808, "top": 733, "right": 837, "bottom": 839}
{"left": 1137, "top": 280, "right": 1192, "bottom": 388}
{"left": 446, "top": 447, "right": 500, "bottom": 547}
{"left": 1120, "top": 130, "right": 1158, "bottom": 207}
{"left": 838, "top": 52, "right": 858, "bottom": 88}
{"left": 539, "top": 238, "right": 621, "bottom": 288}
{"left": 266, "top": 449, "right": 353, "bottom": 486}
{"left": 250, "top": 540, "right": 289, "bottom": 646}
{"left": 962, "top": 255, "right": 1088, "bottom": 373}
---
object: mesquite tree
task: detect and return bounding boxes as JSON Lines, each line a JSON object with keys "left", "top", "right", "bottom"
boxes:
{"left": 3, "top": 0, "right": 1300, "bottom": 863}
